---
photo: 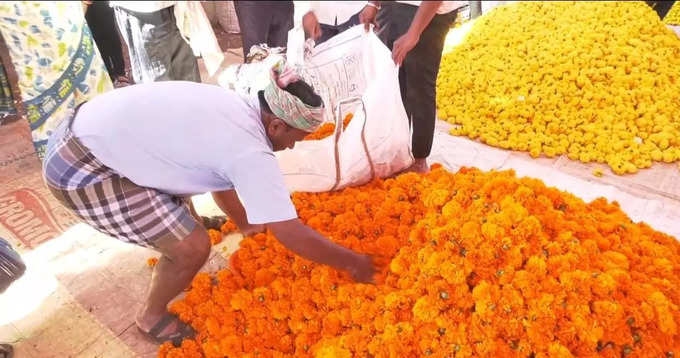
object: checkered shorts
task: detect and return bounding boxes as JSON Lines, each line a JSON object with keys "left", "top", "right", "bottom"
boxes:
{"left": 42, "top": 108, "right": 197, "bottom": 249}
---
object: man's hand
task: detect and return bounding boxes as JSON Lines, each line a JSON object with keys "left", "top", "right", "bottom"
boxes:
{"left": 82, "top": 0, "right": 92, "bottom": 14}
{"left": 268, "top": 219, "right": 378, "bottom": 284}
{"left": 392, "top": 30, "right": 420, "bottom": 66}
{"left": 302, "top": 12, "right": 322, "bottom": 41}
{"left": 241, "top": 224, "right": 265, "bottom": 236}
{"left": 348, "top": 254, "right": 376, "bottom": 284}
{"left": 359, "top": 3, "right": 379, "bottom": 32}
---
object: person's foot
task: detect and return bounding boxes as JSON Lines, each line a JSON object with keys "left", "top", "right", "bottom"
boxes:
{"left": 401, "top": 158, "right": 430, "bottom": 174}
{"left": 113, "top": 76, "right": 132, "bottom": 88}
{"left": 0, "top": 343, "right": 13, "bottom": 358}
{"left": 136, "top": 312, "right": 194, "bottom": 346}
{"left": 201, "top": 215, "right": 227, "bottom": 231}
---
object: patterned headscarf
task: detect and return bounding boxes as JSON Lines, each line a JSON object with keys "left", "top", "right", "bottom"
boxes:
{"left": 263, "top": 60, "right": 324, "bottom": 133}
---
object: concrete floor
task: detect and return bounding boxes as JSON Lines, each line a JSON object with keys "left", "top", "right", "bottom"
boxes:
{"left": 1, "top": 27, "right": 679, "bottom": 358}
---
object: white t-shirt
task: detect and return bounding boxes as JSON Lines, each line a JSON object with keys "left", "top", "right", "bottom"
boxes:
{"left": 397, "top": 1, "right": 467, "bottom": 14}
{"left": 294, "top": 1, "right": 366, "bottom": 27}
{"left": 72, "top": 81, "right": 297, "bottom": 225}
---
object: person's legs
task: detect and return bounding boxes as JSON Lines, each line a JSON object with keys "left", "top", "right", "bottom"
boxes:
{"left": 44, "top": 124, "right": 207, "bottom": 342}
{"left": 234, "top": 1, "right": 272, "bottom": 61}
{"left": 376, "top": 2, "right": 412, "bottom": 51}
{"left": 267, "top": 1, "right": 294, "bottom": 48}
{"left": 113, "top": 6, "right": 147, "bottom": 84}
{"left": 403, "top": 10, "right": 456, "bottom": 172}
{"left": 646, "top": 1, "right": 675, "bottom": 19}
{"left": 85, "top": 1, "right": 126, "bottom": 81}
{"left": 136, "top": 224, "right": 210, "bottom": 335}
{"left": 316, "top": 12, "right": 361, "bottom": 45}
{"left": 113, "top": 6, "right": 194, "bottom": 83}
{"left": 376, "top": 3, "right": 420, "bottom": 170}
{"left": 164, "top": 11, "right": 201, "bottom": 82}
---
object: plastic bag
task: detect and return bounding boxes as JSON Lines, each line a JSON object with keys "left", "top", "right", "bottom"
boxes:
{"left": 217, "top": 46, "right": 286, "bottom": 95}
{"left": 275, "top": 25, "right": 413, "bottom": 192}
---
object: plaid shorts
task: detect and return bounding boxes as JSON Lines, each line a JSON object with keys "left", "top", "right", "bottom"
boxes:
{"left": 42, "top": 108, "right": 197, "bottom": 249}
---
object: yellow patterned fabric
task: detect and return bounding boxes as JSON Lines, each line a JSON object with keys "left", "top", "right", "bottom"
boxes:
{"left": 0, "top": 1, "right": 112, "bottom": 158}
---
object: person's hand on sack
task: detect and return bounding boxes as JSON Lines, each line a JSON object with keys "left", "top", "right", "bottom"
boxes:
{"left": 303, "top": 12, "right": 322, "bottom": 40}
{"left": 272, "top": 62, "right": 301, "bottom": 88}
{"left": 360, "top": 2, "right": 380, "bottom": 32}
{"left": 392, "top": 30, "right": 419, "bottom": 66}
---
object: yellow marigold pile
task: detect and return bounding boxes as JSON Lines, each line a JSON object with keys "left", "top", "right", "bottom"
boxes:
{"left": 437, "top": 2, "right": 680, "bottom": 174}
{"left": 665, "top": 2, "right": 680, "bottom": 26}
{"left": 159, "top": 165, "right": 680, "bottom": 358}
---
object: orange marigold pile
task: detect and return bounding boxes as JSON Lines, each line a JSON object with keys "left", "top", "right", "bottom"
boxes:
{"left": 159, "top": 166, "right": 680, "bottom": 358}
{"left": 304, "top": 113, "right": 354, "bottom": 141}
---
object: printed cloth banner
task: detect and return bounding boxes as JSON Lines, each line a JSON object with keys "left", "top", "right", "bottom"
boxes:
{"left": 0, "top": 1, "right": 112, "bottom": 159}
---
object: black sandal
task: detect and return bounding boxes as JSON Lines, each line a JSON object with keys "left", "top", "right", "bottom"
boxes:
{"left": 138, "top": 315, "right": 195, "bottom": 346}
{"left": 0, "top": 344, "right": 13, "bottom": 358}
{"left": 201, "top": 216, "right": 227, "bottom": 231}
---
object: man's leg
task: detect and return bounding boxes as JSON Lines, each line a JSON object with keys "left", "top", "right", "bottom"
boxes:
{"left": 165, "top": 12, "right": 201, "bottom": 82}
{"left": 403, "top": 10, "right": 456, "bottom": 172}
{"left": 85, "top": 1, "right": 126, "bottom": 81}
{"left": 113, "top": 6, "right": 147, "bottom": 84}
{"left": 113, "top": 7, "right": 179, "bottom": 83}
{"left": 234, "top": 1, "right": 272, "bottom": 62}
{"left": 136, "top": 224, "right": 211, "bottom": 335}
{"left": 316, "top": 12, "right": 361, "bottom": 45}
{"left": 267, "top": 1, "right": 294, "bottom": 48}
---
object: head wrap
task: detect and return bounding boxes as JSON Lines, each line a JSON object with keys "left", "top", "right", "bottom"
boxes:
{"left": 263, "top": 60, "right": 324, "bottom": 133}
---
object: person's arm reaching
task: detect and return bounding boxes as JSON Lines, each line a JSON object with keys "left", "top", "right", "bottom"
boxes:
{"left": 220, "top": 152, "right": 376, "bottom": 283}
{"left": 212, "top": 190, "right": 265, "bottom": 236}
{"left": 268, "top": 219, "right": 376, "bottom": 283}
{"left": 392, "top": 1, "right": 442, "bottom": 65}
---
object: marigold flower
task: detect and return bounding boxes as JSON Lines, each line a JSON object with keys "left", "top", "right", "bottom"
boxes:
{"left": 157, "top": 166, "right": 680, "bottom": 358}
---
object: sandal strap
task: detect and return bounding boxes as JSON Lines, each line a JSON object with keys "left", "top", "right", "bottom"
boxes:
{"left": 202, "top": 216, "right": 227, "bottom": 230}
{"left": 0, "top": 344, "right": 13, "bottom": 358}
{"left": 147, "top": 315, "right": 178, "bottom": 338}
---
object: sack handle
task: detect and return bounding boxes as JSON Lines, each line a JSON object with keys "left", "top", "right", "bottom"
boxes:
{"left": 330, "top": 97, "right": 374, "bottom": 191}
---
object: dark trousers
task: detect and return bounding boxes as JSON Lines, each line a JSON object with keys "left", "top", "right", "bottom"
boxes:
{"left": 646, "top": 1, "right": 675, "bottom": 19}
{"left": 377, "top": 3, "right": 456, "bottom": 159}
{"left": 234, "top": 1, "right": 294, "bottom": 61}
{"left": 113, "top": 6, "right": 200, "bottom": 83}
{"left": 85, "top": 1, "right": 126, "bottom": 80}
{"left": 316, "top": 13, "right": 361, "bottom": 45}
